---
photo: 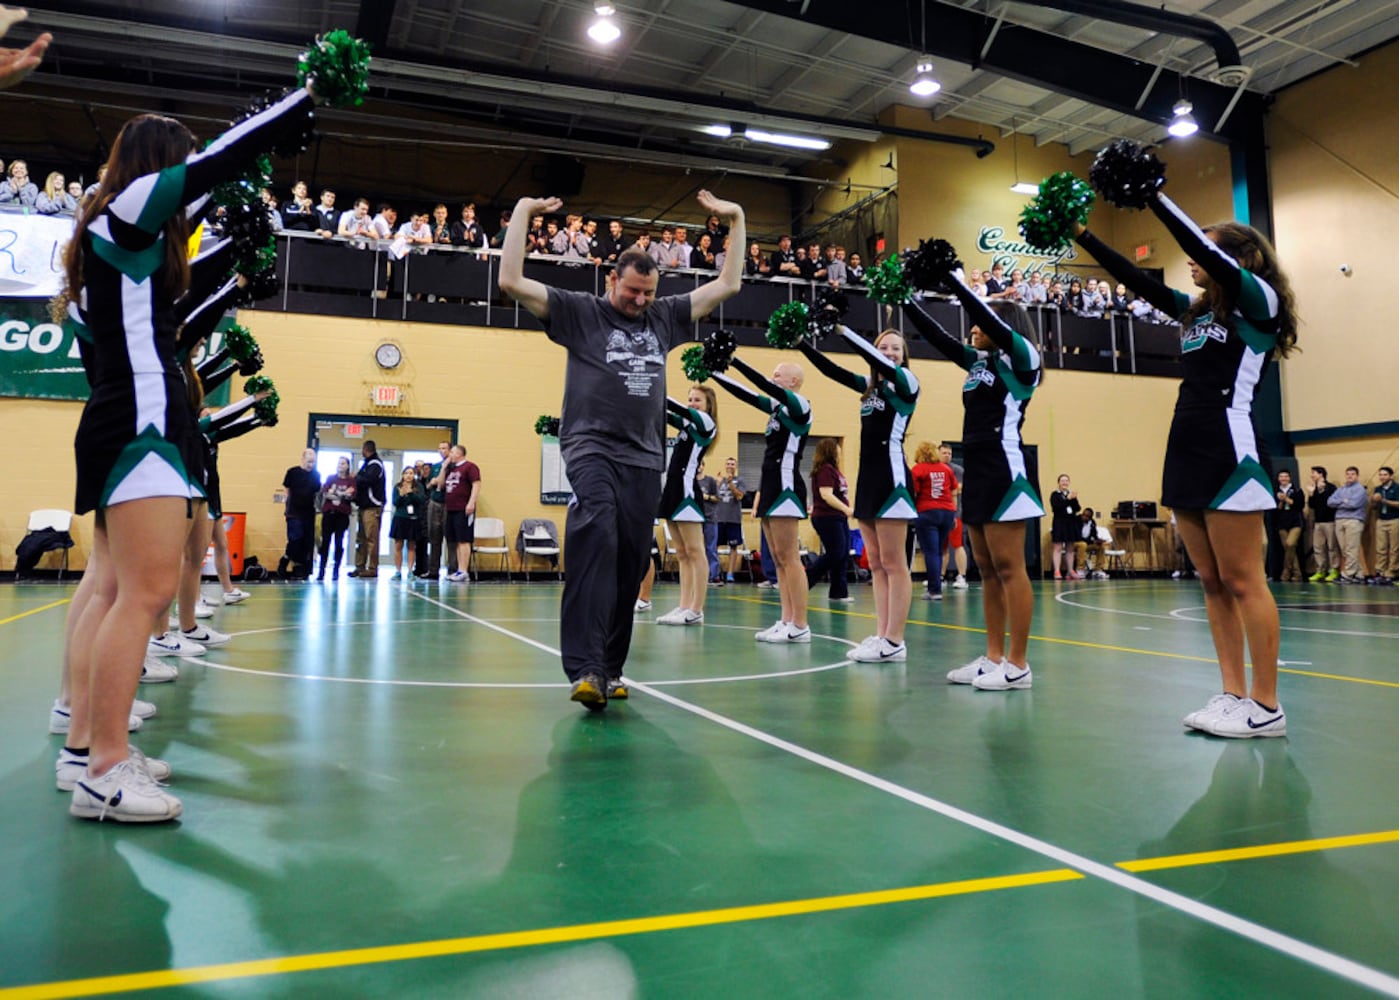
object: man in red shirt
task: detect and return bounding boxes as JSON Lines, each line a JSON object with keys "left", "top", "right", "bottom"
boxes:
{"left": 442, "top": 444, "right": 481, "bottom": 583}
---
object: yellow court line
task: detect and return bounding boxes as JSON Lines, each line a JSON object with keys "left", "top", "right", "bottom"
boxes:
{"left": 0, "top": 599, "right": 71, "bottom": 627}
{"left": 724, "top": 594, "right": 1399, "bottom": 687}
{"left": 7, "top": 827, "right": 1399, "bottom": 998}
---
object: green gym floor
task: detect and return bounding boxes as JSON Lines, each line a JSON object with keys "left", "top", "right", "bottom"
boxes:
{"left": 1, "top": 575, "right": 1396, "bottom": 999}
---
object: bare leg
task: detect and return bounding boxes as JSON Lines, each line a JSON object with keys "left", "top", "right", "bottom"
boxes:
{"left": 860, "top": 519, "right": 913, "bottom": 643}
{"left": 1173, "top": 511, "right": 1246, "bottom": 697}
{"left": 58, "top": 554, "right": 100, "bottom": 706}
{"left": 177, "top": 506, "right": 211, "bottom": 631}
{"left": 967, "top": 526, "right": 1005, "bottom": 662}
{"left": 637, "top": 557, "right": 655, "bottom": 603}
{"left": 1052, "top": 542, "right": 1065, "bottom": 576}
{"left": 980, "top": 521, "right": 1034, "bottom": 667}
{"left": 763, "top": 518, "right": 809, "bottom": 628}
{"left": 64, "top": 531, "right": 112, "bottom": 747}
{"left": 210, "top": 516, "right": 235, "bottom": 594}
{"left": 1194, "top": 510, "right": 1280, "bottom": 705}
{"left": 673, "top": 521, "right": 708, "bottom": 613}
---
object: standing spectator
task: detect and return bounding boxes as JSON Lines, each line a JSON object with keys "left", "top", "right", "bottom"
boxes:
{"left": 261, "top": 188, "right": 283, "bottom": 231}
{"left": 673, "top": 225, "right": 693, "bottom": 268}
{"left": 279, "top": 448, "right": 320, "bottom": 579}
{"left": 713, "top": 235, "right": 730, "bottom": 273}
{"left": 429, "top": 203, "right": 452, "bottom": 246}
{"left": 583, "top": 218, "right": 602, "bottom": 262}
{"left": 451, "top": 202, "right": 488, "bottom": 249}
{"left": 769, "top": 235, "right": 800, "bottom": 277}
{"left": 67, "top": 180, "right": 83, "bottom": 201}
{"left": 910, "top": 441, "right": 958, "bottom": 600}
{"left": 442, "top": 443, "right": 481, "bottom": 583}
{"left": 1328, "top": 466, "right": 1369, "bottom": 583}
{"left": 0, "top": 158, "right": 37, "bottom": 206}
{"left": 1307, "top": 466, "right": 1338, "bottom": 582}
{"left": 370, "top": 203, "right": 398, "bottom": 240}
{"left": 650, "top": 226, "right": 683, "bottom": 268}
{"left": 806, "top": 438, "right": 854, "bottom": 603}
{"left": 388, "top": 467, "right": 426, "bottom": 580}
{"left": 846, "top": 252, "right": 865, "bottom": 285}
{"left": 282, "top": 179, "right": 316, "bottom": 231}
{"left": 801, "top": 243, "right": 827, "bottom": 282}
{"left": 696, "top": 459, "right": 722, "bottom": 585}
{"left": 1372, "top": 466, "right": 1399, "bottom": 584}
{"left": 349, "top": 440, "right": 386, "bottom": 578}
{"left": 940, "top": 442, "right": 970, "bottom": 589}
{"left": 597, "top": 219, "right": 626, "bottom": 265}
{"left": 313, "top": 188, "right": 339, "bottom": 237}
{"left": 338, "top": 197, "right": 376, "bottom": 241}
{"left": 1046, "top": 279, "right": 1067, "bottom": 311}
{"left": 36, "top": 171, "right": 76, "bottom": 214}
{"left": 744, "top": 241, "right": 771, "bottom": 278}
{"left": 824, "top": 244, "right": 846, "bottom": 286}
{"left": 1274, "top": 469, "right": 1304, "bottom": 582}
{"left": 714, "top": 456, "right": 748, "bottom": 583}
{"left": 489, "top": 209, "right": 511, "bottom": 249}
{"left": 689, "top": 232, "right": 717, "bottom": 270}
{"left": 1023, "top": 271, "right": 1048, "bottom": 305}
{"left": 524, "top": 214, "right": 548, "bottom": 253}
{"left": 703, "top": 213, "right": 728, "bottom": 246}
{"left": 422, "top": 440, "right": 454, "bottom": 579}
{"left": 1049, "top": 473, "right": 1083, "bottom": 579}
{"left": 1110, "top": 283, "right": 1131, "bottom": 313}
{"left": 316, "top": 456, "right": 356, "bottom": 580}
{"left": 984, "top": 262, "right": 1008, "bottom": 297}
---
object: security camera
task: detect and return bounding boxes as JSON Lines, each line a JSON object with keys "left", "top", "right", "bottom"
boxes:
{"left": 1339, "top": 264, "right": 1353, "bottom": 275}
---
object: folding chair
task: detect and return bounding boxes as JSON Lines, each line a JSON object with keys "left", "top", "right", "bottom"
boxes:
{"left": 19, "top": 509, "right": 75, "bottom": 580}
{"left": 470, "top": 516, "right": 511, "bottom": 580}
{"left": 520, "top": 521, "right": 561, "bottom": 580}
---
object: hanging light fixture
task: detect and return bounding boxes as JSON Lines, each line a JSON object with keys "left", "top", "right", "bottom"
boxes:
{"left": 587, "top": 3, "right": 621, "bottom": 44}
{"left": 908, "top": 4, "right": 940, "bottom": 97}
{"left": 1008, "top": 119, "right": 1038, "bottom": 195}
{"left": 1168, "top": 98, "right": 1199, "bottom": 137}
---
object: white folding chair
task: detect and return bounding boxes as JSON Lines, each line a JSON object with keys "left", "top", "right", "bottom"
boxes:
{"left": 521, "top": 522, "right": 561, "bottom": 580}
{"left": 659, "top": 521, "right": 680, "bottom": 578}
{"left": 24, "top": 509, "right": 75, "bottom": 579}
{"left": 470, "top": 516, "right": 511, "bottom": 580}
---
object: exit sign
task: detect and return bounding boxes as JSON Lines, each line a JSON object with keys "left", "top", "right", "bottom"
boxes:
{"left": 344, "top": 423, "right": 364, "bottom": 438}
{"left": 1134, "top": 243, "right": 1152, "bottom": 260}
{"left": 373, "top": 385, "right": 402, "bottom": 407}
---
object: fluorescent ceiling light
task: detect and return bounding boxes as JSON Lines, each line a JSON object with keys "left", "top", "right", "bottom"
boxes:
{"left": 1010, "top": 181, "right": 1041, "bottom": 195}
{"left": 701, "top": 124, "right": 733, "bottom": 138}
{"left": 744, "top": 128, "right": 830, "bottom": 151}
{"left": 587, "top": 3, "right": 620, "bottom": 44}
{"left": 1167, "top": 98, "right": 1198, "bottom": 138}
{"left": 909, "top": 57, "right": 940, "bottom": 97}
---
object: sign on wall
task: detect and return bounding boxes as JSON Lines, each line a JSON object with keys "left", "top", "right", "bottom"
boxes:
{"left": 0, "top": 212, "right": 72, "bottom": 299}
{"left": 976, "top": 225, "right": 1080, "bottom": 275}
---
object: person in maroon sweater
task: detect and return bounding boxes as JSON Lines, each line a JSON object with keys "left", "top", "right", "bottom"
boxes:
{"left": 442, "top": 444, "right": 482, "bottom": 583}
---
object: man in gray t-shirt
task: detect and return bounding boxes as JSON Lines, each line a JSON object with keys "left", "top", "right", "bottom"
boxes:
{"left": 499, "top": 190, "right": 747, "bottom": 710}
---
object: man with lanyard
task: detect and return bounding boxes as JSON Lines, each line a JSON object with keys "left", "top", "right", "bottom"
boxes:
{"left": 349, "top": 440, "right": 386, "bottom": 578}
{"left": 499, "top": 188, "right": 746, "bottom": 710}
{"left": 422, "top": 440, "right": 455, "bottom": 579}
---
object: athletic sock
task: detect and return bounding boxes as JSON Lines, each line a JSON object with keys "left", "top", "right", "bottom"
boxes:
{"left": 63, "top": 746, "right": 89, "bottom": 757}
{"left": 1254, "top": 701, "right": 1279, "bottom": 713}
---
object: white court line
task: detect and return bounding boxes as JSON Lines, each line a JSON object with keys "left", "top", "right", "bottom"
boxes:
{"left": 408, "top": 590, "right": 1399, "bottom": 996}
{"left": 1057, "top": 589, "right": 1399, "bottom": 640}
{"left": 1167, "top": 606, "right": 1399, "bottom": 640}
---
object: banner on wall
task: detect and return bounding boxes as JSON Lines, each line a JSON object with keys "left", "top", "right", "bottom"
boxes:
{"left": 0, "top": 297, "right": 232, "bottom": 403}
{"left": 976, "top": 225, "right": 1080, "bottom": 275}
{"left": 0, "top": 211, "right": 72, "bottom": 299}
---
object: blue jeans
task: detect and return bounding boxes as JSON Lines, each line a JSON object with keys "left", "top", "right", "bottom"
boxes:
{"left": 914, "top": 508, "right": 956, "bottom": 594}
{"left": 703, "top": 522, "right": 720, "bottom": 581}
{"left": 760, "top": 529, "right": 776, "bottom": 582}
{"left": 808, "top": 516, "right": 850, "bottom": 599}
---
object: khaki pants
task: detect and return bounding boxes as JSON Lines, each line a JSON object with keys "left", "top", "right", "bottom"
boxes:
{"left": 1334, "top": 518, "right": 1363, "bottom": 579}
{"left": 1277, "top": 526, "right": 1301, "bottom": 580}
{"left": 355, "top": 506, "right": 383, "bottom": 574}
{"left": 1311, "top": 522, "right": 1337, "bottom": 573}
{"left": 1376, "top": 519, "right": 1399, "bottom": 578}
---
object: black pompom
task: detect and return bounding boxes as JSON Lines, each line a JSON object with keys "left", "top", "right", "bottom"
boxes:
{"left": 903, "top": 238, "right": 962, "bottom": 293}
{"left": 1089, "top": 140, "right": 1167, "bottom": 209}
{"left": 233, "top": 91, "right": 317, "bottom": 158}
{"left": 809, "top": 286, "right": 849, "bottom": 340}
{"left": 701, "top": 329, "right": 736, "bottom": 375}
{"left": 238, "top": 270, "right": 281, "bottom": 304}
{"left": 237, "top": 350, "right": 265, "bottom": 377}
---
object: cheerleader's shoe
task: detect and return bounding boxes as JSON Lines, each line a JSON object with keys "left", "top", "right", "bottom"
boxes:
{"left": 140, "top": 656, "right": 179, "bottom": 684}
{"left": 634, "top": 599, "right": 652, "bottom": 612}
{"left": 755, "top": 621, "right": 790, "bottom": 642}
{"left": 222, "top": 589, "right": 249, "bottom": 605}
{"left": 849, "top": 638, "right": 906, "bottom": 663}
{"left": 193, "top": 599, "right": 215, "bottom": 619}
{"left": 49, "top": 699, "right": 142, "bottom": 735}
{"left": 1182, "top": 692, "right": 1240, "bottom": 731}
{"left": 770, "top": 623, "right": 811, "bottom": 644}
{"left": 679, "top": 610, "right": 704, "bottom": 625}
{"left": 656, "top": 607, "right": 688, "bottom": 625}
{"left": 972, "top": 660, "right": 1033, "bottom": 690}
{"left": 149, "top": 633, "right": 205, "bottom": 658}
{"left": 180, "top": 625, "right": 229, "bottom": 648}
{"left": 57, "top": 746, "right": 171, "bottom": 793}
{"left": 947, "top": 655, "right": 998, "bottom": 685}
{"left": 130, "top": 699, "right": 157, "bottom": 721}
{"left": 952, "top": 576, "right": 969, "bottom": 590}
{"left": 70, "top": 758, "right": 182, "bottom": 823}
{"left": 1200, "top": 698, "right": 1286, "bottom": 739}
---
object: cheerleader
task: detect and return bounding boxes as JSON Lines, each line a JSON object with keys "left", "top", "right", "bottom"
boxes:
{"left": 1071, "top": 193, "right": 1299, "bottom": 737}
{"left": 902, "top": 279, "right": 1044, "bottom": 690}
{"left": 713, "top": 357, "right": 812, "bottom": 643}
{"left": 798, "top": 327, "right": 919, "bottom": 661}
{"left": 56, "top": 86, "right": 317, "bottom": 823}
{"left": 656, "top": 386, "right": 718, "bottom": 625}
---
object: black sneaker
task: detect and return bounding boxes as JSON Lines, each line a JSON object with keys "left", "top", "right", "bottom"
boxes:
{"left": 570, "top": 673, "right": 608, "bottom": 712}
{"left": 607, "top": 677, "right": 629, "bottom": 700}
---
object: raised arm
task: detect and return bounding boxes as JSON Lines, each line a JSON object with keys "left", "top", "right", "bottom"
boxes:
{"left": 901, "top": 300, "right": 976, "bottom": 368}
{"left": 797, "top": 340, "right": 866, "bottom": 394}
{"left": 497, "top": 195, "right": 562, "bottom": 321}
{"left": 945, "top": 272, "right": 1037, "bottom": 368}
{"left": 711, "top": 371, "right": 771, "bottom": 413}
{"left": 209, "top": 413, "right": 262, "bottom": 444}
{"left": 178, "top": 237, "right": 235, "bottom": 321}
{"left": 1072, "top": 224, "right": 1179, "bottom": 316}
{"left": 176, "top": 276, "right": 243, "bottom": 357}
{"left": 687, "top": 191, "right": 745, "bottom": 320}
{"left": 204, "top": 392, "right": 260, "bottom": 432}
{"left": 832, "top": 325, "right": 918, "bottom": 399}
{"left": 199, "top": 362, "right": 238, "bottom": 395}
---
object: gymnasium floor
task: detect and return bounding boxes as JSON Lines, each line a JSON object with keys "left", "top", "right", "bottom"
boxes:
{"left": 1, "top": 574, "right": 1396, "bottom": 999}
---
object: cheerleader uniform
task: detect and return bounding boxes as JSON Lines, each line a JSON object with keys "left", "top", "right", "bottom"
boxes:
{"left": 712, "top": 356, "right": 812, "bottom": 519}
{"left": 1075, "top": 194, "right": 1278, "bottom": 512}
{"left": 71, "top": 90, "right": 313, "bottom": 515}
{"left": 798, "top": 326, "right": 919, "bottom": 520}
{"left": 658, "top": 397, "right": 717, "bottom": 522}
{"left": 902, "top": 283, "right": 1045, "bottom": 525}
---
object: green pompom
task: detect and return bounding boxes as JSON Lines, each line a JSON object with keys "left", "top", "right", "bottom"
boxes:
{"left": 297, "top": 30, "right": 372, "bottom": 108}
{"left": 534, "top": 415, "right": 560, "bottom": 437}
{"left": 766, "top": 302, "right": 810, "bottom": 349}
{"left": 254, "top": 392, "right": 280, "bottom": 427}
{"left": 244, "top": 374, "right": 275, "bottom": 397}
{"left": 1018, "top": 171, "right": 1095, "bottom": 255}
{"left": 866, "top": 256, "right": 913, "bottom": 305}
{"left": 681, "top": 344, "right": 711, "bottom": 382}
{"left": 210, "top": 152, "right": 272, "bottom": 210}
{"left": 223, "top": 324, "right": 259, "bottom": 363}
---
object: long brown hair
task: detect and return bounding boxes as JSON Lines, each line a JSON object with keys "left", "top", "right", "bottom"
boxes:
{"left": 862, "top": 329, "right": 907, "bottom": 401}
{"left": 811, "top": 437, "right": 841, "bottom": 473}
{"left": 54, "top": 114, "right": 197, "bottom": 322}
{"left": 689, "top": 383, "right": 718, "bottom": 457}
{"left": 1182, "top": 222, "right": 1299, "bottom": 359}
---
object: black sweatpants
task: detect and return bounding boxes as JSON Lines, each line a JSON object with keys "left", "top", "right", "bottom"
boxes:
{"left": 559, "top": 455, "right": 661, "bottom": 682}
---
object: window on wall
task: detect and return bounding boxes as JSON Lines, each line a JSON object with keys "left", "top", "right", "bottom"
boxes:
{"left": 736, "top": 432, "right": 837, "bottom": 512}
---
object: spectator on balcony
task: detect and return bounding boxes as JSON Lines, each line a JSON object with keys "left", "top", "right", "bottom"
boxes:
{"left": 714, "top": 234, "right": 731, "bottom": 272}
{"left": 429, "top": 203, "right": 453, "bottom": 246}
{"left": 67, "top": 179, "right": 83, "bottom": 201}
{"left": 597, "top": 218, "right": 626, "bottom": 264}
{"left": 1065, "top": 277, "right": 1085, "bottom": 314}
{"left": 489, "top": 209, "right": 511, "bottom": 249}
{"left": 313, "top": 188, "right": 340, "bottom": 237}
{"left": 744, "top": 241, "right": 770, "bottom": 278}
{"left": 769, "top": 235, "right": 800, "bottom": 278}
{"left": 704, "top": 213, "right": 728, "bottom": 246}
{"left": 261, "top": 188, "right": 284, "bottom": 231}
{"left": 1046, "top": 279, "right": 1066, "bottom": 311}
{"left": 650, "top": 226, "right": 684, "bottom": 268}
{"left": 847, "top": 252, "right": 865, "bottom": 285}
{"left": 690, "top": 231, "right": 717, "bottom": 271}
{"left": 1078, "top": 278, "right": 1106, "bottom": 318}
{"left": 553, "top": 213, "right": 591, "bottom": 259}
{"left": 0, "top": 158, "right": 37, "bottom": 206}
{"left": 525, "top": 214, "right": 548, "bottom": 253}
{"left": 633, "top": 231, "right": 652, "bottom": 256}
{"left": 1110, "top": 282, "right": 1130, "bottom": 313}
{"left": 82, "top": 165, "right": 105, "bottom": 203}
{"left": 370, "top": 203, "right": 397, "bottom": 240}
{"left": 389, "top": 211, "right": 430, "bottom": 262}
{"left": 451, "top": 202, "right": 488, "bottom": 249}
{"left": 36, "top": 170, "right": 76, "bottom": 214}
{"left": 801, "top": 242, "right": 827, "bottom": 283}
{"left": 824, "top": 244, "right": 846, "bottom": 286}
{"left": 673, "top": 225, "right": 693, "bottom": 268}
{"left": 984, "top": 262, "right": 1008, "bottom": 297}
{"left": 282, "top": 180, "right": 315, "bottom": 231}
{"left": 583, "top": 218, "right": 601, "bottom": 262}
{"left": 1128, "top": 294, "right": 1155, "bottom": 322}
{"left": 338, "top": 197, "right": 377, "bottom": 241}
{"left": 1024, "top": 270, "right": 1048, "bottom": 305}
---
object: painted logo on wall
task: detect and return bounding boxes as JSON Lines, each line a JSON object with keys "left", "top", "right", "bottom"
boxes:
{"left": 976, "top": 226, "right": 1079, "bottom": 275}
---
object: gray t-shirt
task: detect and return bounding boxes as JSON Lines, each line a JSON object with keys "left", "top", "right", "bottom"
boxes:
{"left": 716, "top": 475, "right": 747, "bottom": 523}
{"left": 544, "top": 287, "right": 691, "bottom": 471}
{"left": 951, "top": 460, "right": 965, "bottom": 519}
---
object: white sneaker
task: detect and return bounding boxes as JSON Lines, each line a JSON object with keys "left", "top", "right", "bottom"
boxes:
{"left": 56, "top": 746, "right": 171, "bottom": 792}
{"left": 448, "top": 570, "right": 468, "bottom": 583}
{"left": 849, "top": 638, "right": 906, "bottom": 662}
{"left": 49, "top": 699, "right": 141, "bottom": 734}
{"left": 780, "top": 623, "right": 812, "bottom": 643}
{"left": 634, "top": 599, "right": 652, "bottom": 612}
{"left": 679, "top": 610, "right": 704, "bottom": 625}
{"left": 973, "top": 660, "right": 1033, "bottom": 690}
{"left": 222, "top": 588, "right": 249, "bottom": 605}
{"left": 952, "top": 575, "right": 969, "bottom": 590}
{"left": 1201, "top": 698, "right": 1287, "bottom": 738}
{"left": 830, "top": 596, "right": 855, "bottom": 603}
{"left": 149, "top": 632, "right": 205, "bottom": 657}
{"left": 755, "top": 620, "right": 790, "bottom": 642}
{"left": 140, "top": 655, "right": 179, "bottom": 683}
{"left": 70, "top": 758, "right": 182, "bottom": 822}
{"left": 1182, "top": 692, "right": 1241, "bottom": 731}
{"left": 193, "top": 599, "right": 215, "bottom": 619}
{"left": 180, "top": 625, "right": 229, "bottom": 648}
{"left": 756, "top": 580, "right": 777, "bottom": 589}
{"left": 130, "top": 698, "right": 157, "bottom": 720}
{"left": 656, "top": 607, "right": 687, "bottom": 625}
{"left": 947, "top": 655, "right": 998, "bottom": 685}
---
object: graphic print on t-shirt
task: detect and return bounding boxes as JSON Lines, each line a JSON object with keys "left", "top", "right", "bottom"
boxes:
{"left": 605, "top": 326, "right": 666, "bottom": 398}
